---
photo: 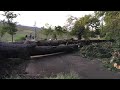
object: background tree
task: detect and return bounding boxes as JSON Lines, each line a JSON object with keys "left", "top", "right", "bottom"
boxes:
{"left": 42, "top": 26, "right": 53, "bottom": 39}
{"left": 71, "top": 15, "right": 92, "bottom": 40}
{"left": 2, "top": 11, "right": 19, "bottom": 42}
{"left": 65, "top": 15, "right": 78, "bottom": 31}
{"left": 54, "top": 26, "right": 64, "bottom": 39}
{"left": 0, "top": 22, "right": 7, "bottom": 41}
{"left": 95, "top": 11, "right": 120, "bottom": 40}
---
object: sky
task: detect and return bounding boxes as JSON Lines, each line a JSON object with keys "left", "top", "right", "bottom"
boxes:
{"left": 0, "top": 11, "right": 94, "bottom": 28}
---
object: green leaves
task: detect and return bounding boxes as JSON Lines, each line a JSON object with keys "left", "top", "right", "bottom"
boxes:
{"left": 0, "top": 24, "right": 7, "bottom": 38}
{"left": 70, "top": 14, "right": 100, "bottom": 40}
{"left": 1, "top": 11, "right": 19, "bottom": 42}
{"left": 80, "top": 42, "right": 112, "bottom": 59}
{"left": 41, "top": 25, "right": 67, "bottom": 40}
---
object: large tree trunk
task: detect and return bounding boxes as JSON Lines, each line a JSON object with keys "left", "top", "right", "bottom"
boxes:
{"left": 77, "top": 34, "right": 82, "bottom": 40}
{"left": 0, "top": 42, "right": 36, "bottom": 59}
{"left": 30, "top": 44, "right": 78, "bottom": 56}
{"left": 0, "top": 39, "right": 114, "bottom": 59}
{"left": 0, "top": 42, "right": 78, "bottom": 59}
{"left": 9, "top": 39, "right": 115, "bottom": 46}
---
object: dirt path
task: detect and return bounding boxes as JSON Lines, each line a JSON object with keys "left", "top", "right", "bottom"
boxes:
{"left": 17, "top": 53, "right": 120, "bottom": 79}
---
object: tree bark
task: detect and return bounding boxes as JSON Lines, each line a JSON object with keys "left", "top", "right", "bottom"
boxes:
{"left": 9, "top": 39, "right": 115, "bottom": 46}
{"left": 0, "top": 43, "right": 78, "bottom": 59}
{"left": 30, "top": 44, "right": 78, "bottom": 56}
{"left": 12, "top": 35, "right": 13, "bottom": 42}
{"left": 0, "top": 42, "right": 36, "bottom": 59}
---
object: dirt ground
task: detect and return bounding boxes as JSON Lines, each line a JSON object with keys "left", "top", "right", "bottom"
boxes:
{"left": 12, "top": 52, "right": 120, "bottom": 79}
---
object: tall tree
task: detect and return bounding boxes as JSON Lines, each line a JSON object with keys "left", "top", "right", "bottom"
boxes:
{"left": 42, "top": 26, "right": 53, "bottom": 39}
{"left": 2, "top": 11, "right": 19, "bottom": 42}
{"left": 0, "top": 22, "right": 7, "bottom": 41}
{"left": 55, "top": 26, "right": 64, "bottom": 38}
{"left": 65, "top": 15, "right": 78, "bottom": 31}
{"left": 71, "top": 15, "right": 92, "bottom": 40}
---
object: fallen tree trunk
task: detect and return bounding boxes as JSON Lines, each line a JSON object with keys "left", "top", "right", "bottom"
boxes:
{"left": 8, "top": 39, "right": 115, "bottom": 46}
{"left": 0, "top": 42, "right": 36, "bottom": 59}
{"left": 34, "top": 39, "right": 115, "bottom": 46}
{"left": 30, "top": 44, "right": 79, "bottom": 56}
{"left": 0, "top": 42, "right": 78, "bottom": 59}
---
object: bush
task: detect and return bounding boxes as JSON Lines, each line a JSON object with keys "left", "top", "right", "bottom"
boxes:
{"left": 80, "top": 42, "right": 113, "bottom": 59}
{"left": 101, "top": 58, "right": 118, "bottom": 72}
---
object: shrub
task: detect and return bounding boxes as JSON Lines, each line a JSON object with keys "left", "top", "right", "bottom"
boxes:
{"left": 101, "top": 58, "right": 118, "bottom": 72}
{"left": 80, "top": 42, "right": 113, "bottom": 59}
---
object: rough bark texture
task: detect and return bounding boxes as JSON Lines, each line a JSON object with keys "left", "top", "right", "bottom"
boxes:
{"left": 0, "top": 42, "right": 78, "bottom": 59}
{"left": 0, "top": 39, "right": 114, "bottom": 59}
{"left": 30, "top": 44, "right": 78, "bottom": 56}
{"left": 36, "top": 40, "right": 114, "bottom": 46}
{"left": 0, "top": 42, "right": 36, "bottom": 59}
{"left": 8, "top": 39, "right": 114, "bottom": 46}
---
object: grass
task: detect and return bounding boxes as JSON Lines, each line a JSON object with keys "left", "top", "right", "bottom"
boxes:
{"left": 1, "top": 29, "right": 73, "bottom": 42}
{"left": 1, "top": 30, "right": 34, "bottom": 42}
{"left": 44, "top": 71, "right": 80, "bottom": 79}
{"left": 5, "top": 71, "right": 80, "bottom": 79}
{"left": 5, "top": 75, "right": 22, "bottom": 79}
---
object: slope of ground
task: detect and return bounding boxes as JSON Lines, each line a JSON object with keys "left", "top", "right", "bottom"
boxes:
{"left": 0, "top": 24, "right": 41, "bottom": 42}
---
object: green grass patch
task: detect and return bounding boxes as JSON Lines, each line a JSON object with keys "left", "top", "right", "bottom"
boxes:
{"left": 44, "top": 72, "right": 80, "bottom": 79}
{"left": 5, "top": 71, "right": 80, "bottom": 79}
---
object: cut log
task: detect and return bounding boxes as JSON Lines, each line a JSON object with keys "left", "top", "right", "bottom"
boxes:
{"left": 0, "top": 42, "right": 36, "bottom": 59}
{"left": 30, "top": 44, "right": 79, "bottom": 56}
{"left": 8, "top": 39, "right": 115, "bottom": 46}
{"left": 34, "top": 39, "right": 115, "bottom": 46}
{"left": 0, "top": 42, "right": 78, "bottom": 59}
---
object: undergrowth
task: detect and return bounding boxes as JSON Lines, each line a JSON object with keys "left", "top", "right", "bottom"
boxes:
{"left": 80, "top": 42, "right": 113, "bottom": 59}
{"left": 79, "top": 42, "right": 120, "bottom": 72}
{"left": 5, "top": 71, "right": 80, "bottom": 79}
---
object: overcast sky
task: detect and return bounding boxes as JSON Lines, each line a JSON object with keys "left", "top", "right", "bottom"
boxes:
{"left": 0, "top": 11, "right": 94, "bottom": 28}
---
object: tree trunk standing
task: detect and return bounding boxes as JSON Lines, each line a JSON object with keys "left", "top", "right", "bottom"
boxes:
{"left": 77, "top": 30, "right": 82, "bottom": 40}
{"left": 77, "top": 34, "right": 82, "bottom": 40}
{"left": 12, "top": 35, "right": 13, "bottom": 42}
{"left": 0, "top": 37, "right": 1, "bottom": 42}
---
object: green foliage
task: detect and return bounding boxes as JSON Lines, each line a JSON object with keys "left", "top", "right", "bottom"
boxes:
{"left": 2, "top": 11, "right": 19, "bottom": 42}
{"left": 101, "top": 49, "right": 120, "bottom": 72}
{"left": 65, "top": 15, "right": 77, "bottom": 31}
{"left": 52, "top": 33, "right": 57, "bottom": 40}
{"left": 55, "top": 26, "right": 64, "bottom": 37}
{"left": 41, "top": 25, "right": 68, "bottom": 40}
{"left": 70, "top": 14, "right": 100, "bottom": 40}
{"left": 71, "top": 15, "right": 91, "bottom": 39}
{"left": 6, "top": 74, "right": 22, "bottom": 79}
{"left": 88, "top": 17, "right": 100, "bottom": 31}
{"left": 80, "top": 42, "right": 113, "bottom": 59}
{"left": 0, "top": 25, "right": 7, "bottom": 40}
{"left": 95, "top": 11, "right": 120, "bottom": 40}
{"left": 15, "top": 36, "right": 26, "bottom": 41}
{"left": 44, "top": 72, "right": 80, "bottom": 79}
{"left": 42, "top": 27, "right": 53, "bottom": 39}
{"left": 102, "top": 59, "right": 118, "bottom": 72}
{"left": 5, "top": 71, "right": 80, "bottom": 79}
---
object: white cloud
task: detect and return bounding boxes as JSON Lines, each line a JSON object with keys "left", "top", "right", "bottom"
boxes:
{"left": 0, "top": 11, "right": 94, "bottom": 28}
